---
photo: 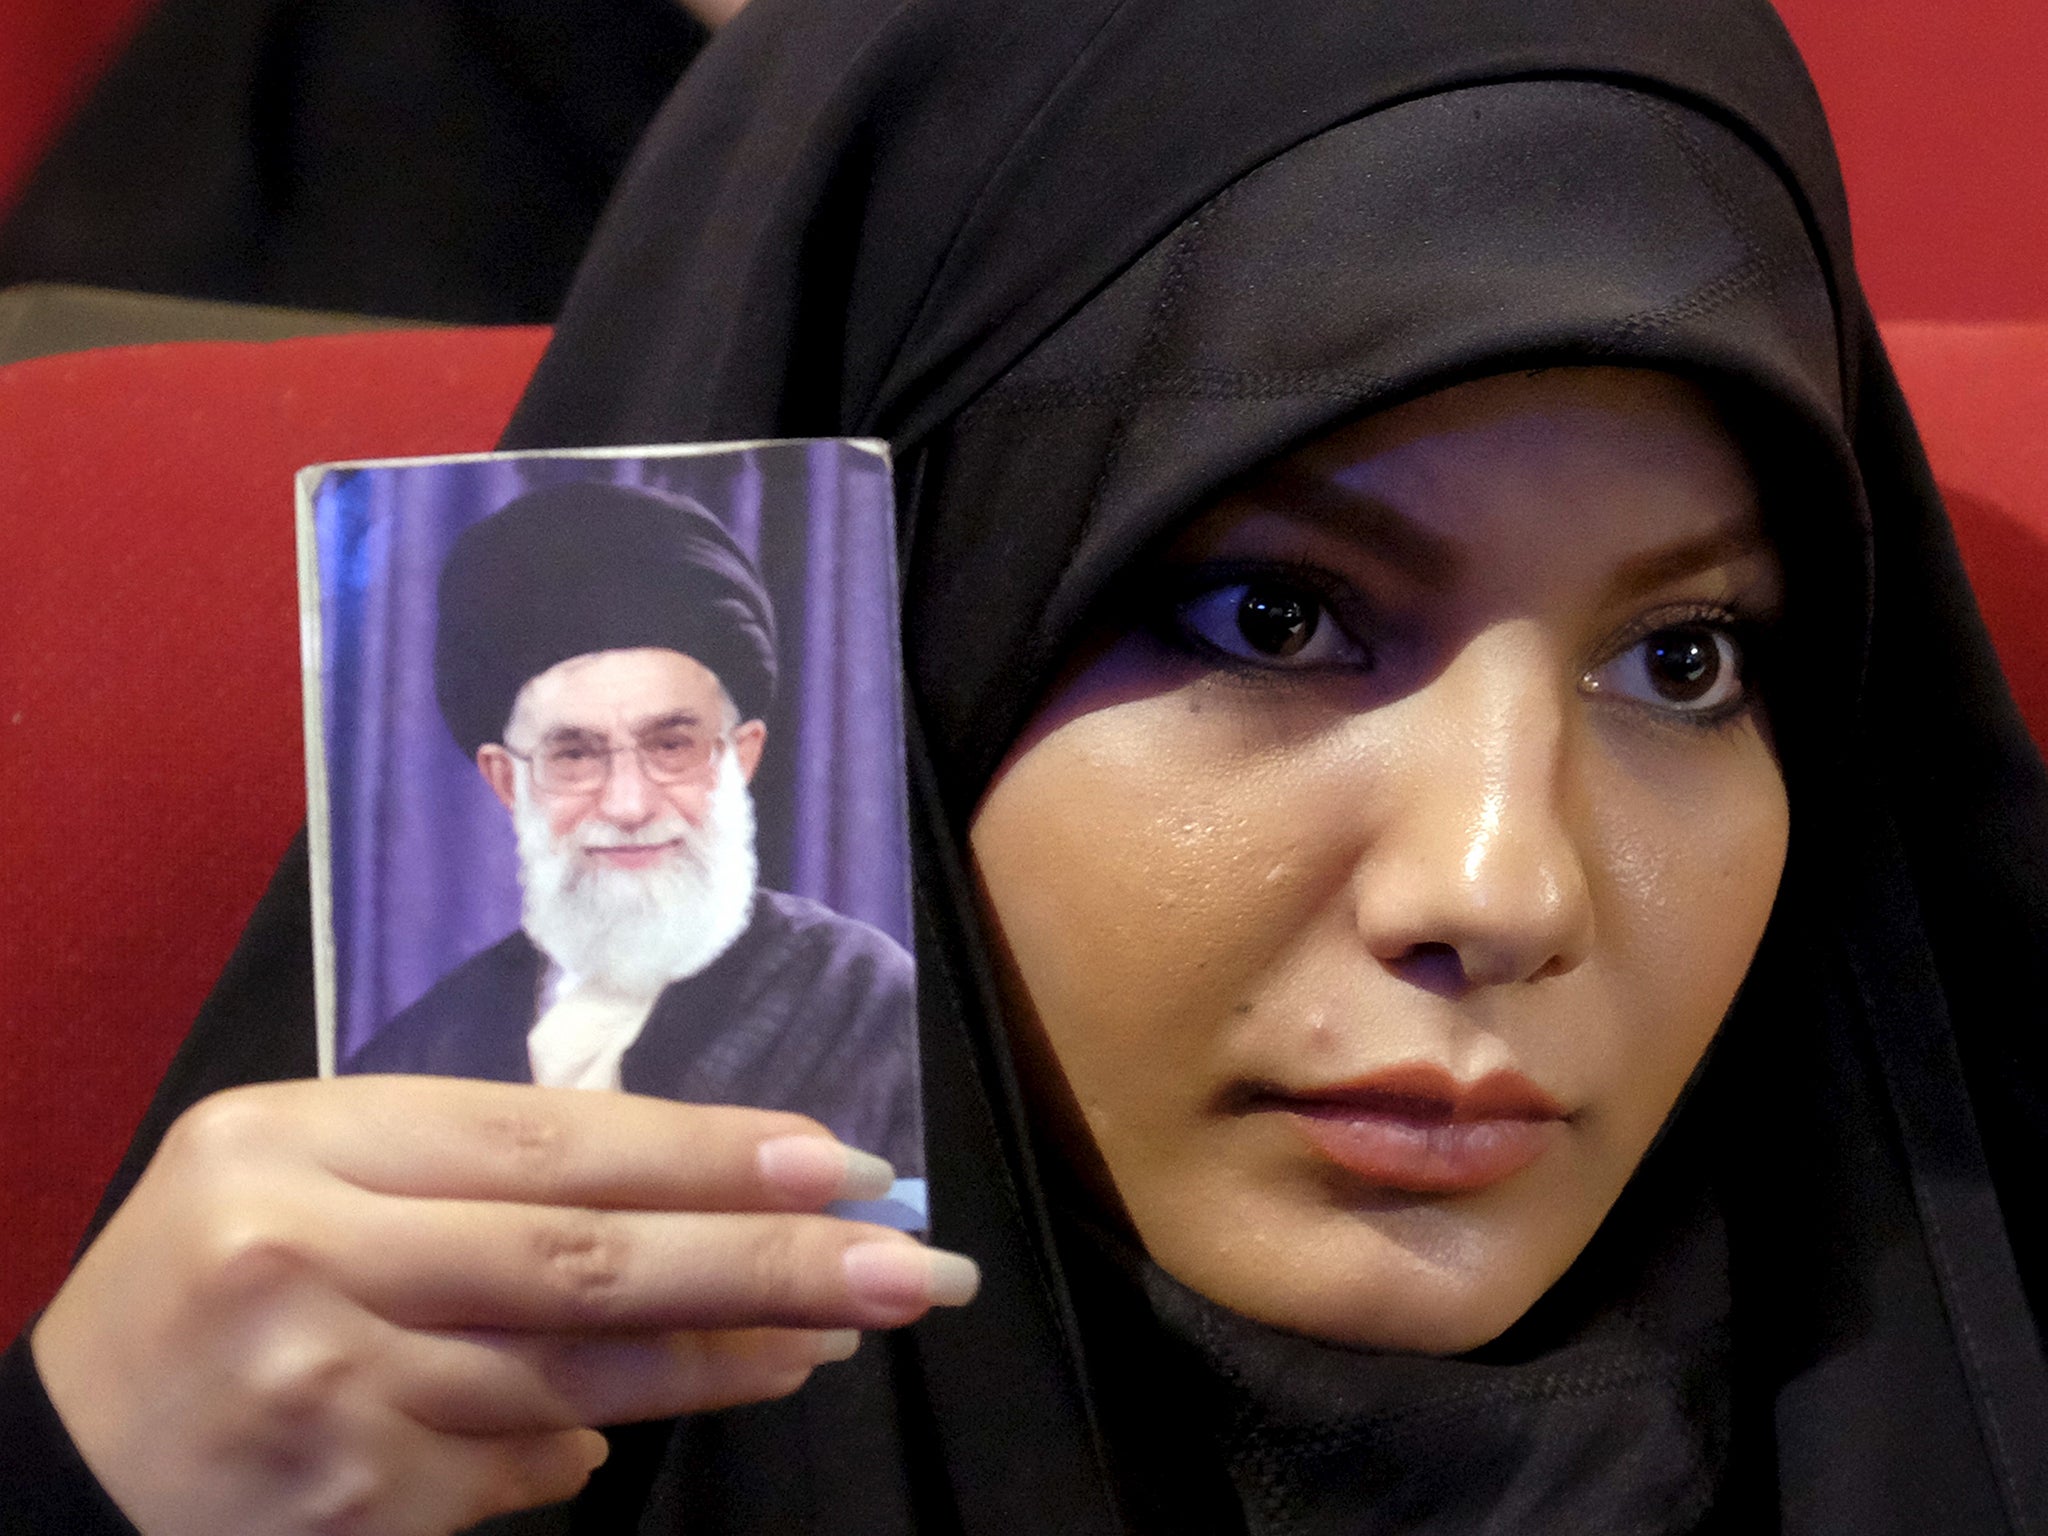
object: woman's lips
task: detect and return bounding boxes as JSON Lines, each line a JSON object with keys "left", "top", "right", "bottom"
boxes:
{"left": 1259, "top": 1064, "right": 1567, "bottom": 1194}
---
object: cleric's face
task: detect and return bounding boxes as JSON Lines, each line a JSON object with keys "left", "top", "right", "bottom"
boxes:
{"left": 476, "top": 645, "right": 769, "bottom": 996}
{"left": 477, "top": 646, "right": 767, "bottom": 844}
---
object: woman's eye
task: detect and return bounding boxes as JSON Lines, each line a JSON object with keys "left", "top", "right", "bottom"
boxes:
{"left": 1173, "top": 578, "right": 1370, "bottom": 668}
{"left": 1587, "top": 623, "right": 1746, "bottom": 716}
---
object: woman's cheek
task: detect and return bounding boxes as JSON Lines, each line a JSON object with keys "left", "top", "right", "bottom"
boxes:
{"left": 977, "top": 726, "right": 1160, "bottom": 1005}
{"left": 1582, "top": 724, "right": 1789, "bottom": 1144}
{"left": 971, "top": 686, "right": 1346, "bottom": 1122}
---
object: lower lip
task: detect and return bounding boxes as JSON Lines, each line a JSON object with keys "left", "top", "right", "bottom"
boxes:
{"left": 1282, "top": 1103, "right": 1559, "bottom": 1194}
{"left": 584, "top": 842, "right": 680, "bottom": 871}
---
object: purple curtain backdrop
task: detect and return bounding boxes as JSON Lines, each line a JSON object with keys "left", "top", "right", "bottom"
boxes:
{"left": 314, "top": 442, "right": 911, "bottom": 1062}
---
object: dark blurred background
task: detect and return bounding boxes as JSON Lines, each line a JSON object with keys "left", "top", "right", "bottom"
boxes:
{"left": 0, "top": 0, "right": 712, "bottom": 323}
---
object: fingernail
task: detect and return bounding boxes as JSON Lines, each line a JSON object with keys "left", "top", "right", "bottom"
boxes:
{"left": 842, "top": 1241, "right": 982, "bottom": 1310}
{"left": 758, "top": 1136, "right": 896, "bottom": 1202}
{"left": 809, "top": 1329, "right": 861, "bottom": 1363}
{"left": 839, "top": 1148, "right": 897, "bottom": 1201}
{"left": 925, "top": 1250, "right": 980, "bottom": 1306}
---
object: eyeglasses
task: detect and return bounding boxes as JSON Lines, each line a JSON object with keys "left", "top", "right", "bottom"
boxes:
{"left": 506, "top": 724, "right": 729, "bottom": 796}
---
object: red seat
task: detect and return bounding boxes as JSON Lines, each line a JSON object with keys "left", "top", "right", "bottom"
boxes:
{"left": 0, "top": 0, "right": 154, "bottom": 214}
{"left": 0, "top": 326, "right": 548, "bottom": 1340}
{"left": 1884, "top": 322, "right": 2048, "bottom": 740}
{"left": 1, "top": 320, "right": 2043, "bottom": 1346}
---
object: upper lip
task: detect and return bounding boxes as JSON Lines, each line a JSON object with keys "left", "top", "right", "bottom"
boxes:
{"left": 1261, "top": 1062, "right": 1567, "bottom": 1123}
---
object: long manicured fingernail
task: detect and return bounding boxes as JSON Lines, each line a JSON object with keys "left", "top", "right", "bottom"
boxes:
{"left": 808, "top": 1329, "right": 862, "bottom": 1363}
{"left": 837, "top": 1148, "right": 897, "bottom": 1201}
{"left": 757, "top": 1136, "right": 896, "bottom": 1202}
{"left": 842, "top": 1241, "right": 982, "bottom": 1310}
{"left": 925, "top": 1250, "right": 981, "bottom": 1306}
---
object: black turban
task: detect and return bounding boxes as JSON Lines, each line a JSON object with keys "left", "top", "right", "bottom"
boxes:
{"left": 432, "top": 480, "right": 777, "bottom": 757}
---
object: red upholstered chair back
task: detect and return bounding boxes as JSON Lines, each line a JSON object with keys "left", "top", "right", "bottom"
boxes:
{"left": 0, "top": 327, "right": 549, "bottom": 1341}
{"left": 0, "top": 0, "right": 154, "bottom": 213}
{"left": 1, "top": 322, "right": 2045, "bottom": 1346}
{"left": 1884, "top": 322, "right": 2048, "bottom": 740}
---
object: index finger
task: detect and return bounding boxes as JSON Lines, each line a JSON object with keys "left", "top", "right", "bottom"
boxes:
{"left": 188, "top": 1077, "right": 897, "bottom": 1212}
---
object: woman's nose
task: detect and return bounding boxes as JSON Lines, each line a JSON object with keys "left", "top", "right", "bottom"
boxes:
{"left": 1352, "top": 628, "right": 1596, "bottom": 992}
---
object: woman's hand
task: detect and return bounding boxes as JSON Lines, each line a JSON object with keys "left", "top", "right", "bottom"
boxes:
{"left": 30, "top": 1076, "right": 974, "bottom": 1536}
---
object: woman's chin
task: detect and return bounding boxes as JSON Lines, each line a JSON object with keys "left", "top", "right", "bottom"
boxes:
{"left": 1128, "top": 1159, "right": 1595, "bottom": 1355}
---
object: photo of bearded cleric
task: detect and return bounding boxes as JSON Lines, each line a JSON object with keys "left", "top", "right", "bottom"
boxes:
{"left": 299, "top": 443, "right": 923, "bottom": 1225}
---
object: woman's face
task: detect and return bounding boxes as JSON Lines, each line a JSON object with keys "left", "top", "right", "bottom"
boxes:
{"left": 969, "top": 367, "right": 1788, "bottom": 1353}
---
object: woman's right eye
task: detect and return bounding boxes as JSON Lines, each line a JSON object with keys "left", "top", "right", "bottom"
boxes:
{"left": 1170, "top": 576, "right": 1372, "bottom": 669}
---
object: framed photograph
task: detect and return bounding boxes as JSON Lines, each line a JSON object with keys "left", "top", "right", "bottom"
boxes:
{"left": 296, "top": 440, "right": 924, "bottom": 1227}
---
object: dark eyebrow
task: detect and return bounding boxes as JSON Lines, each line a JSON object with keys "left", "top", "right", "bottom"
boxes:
{"left": 1602, "top": 525, "right": 1774, "bottom": 605}
{"left": 1237, "top": 460, "right": 1463, "bottom": 588}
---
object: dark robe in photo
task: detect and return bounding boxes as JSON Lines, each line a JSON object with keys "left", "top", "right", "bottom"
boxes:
{"left": 346, "top": 889, "right": 922, "bottom": 1176}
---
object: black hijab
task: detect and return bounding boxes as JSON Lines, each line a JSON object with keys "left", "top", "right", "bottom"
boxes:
{"left": 95, "top": 0, "right": 2048, "bottom": 1530}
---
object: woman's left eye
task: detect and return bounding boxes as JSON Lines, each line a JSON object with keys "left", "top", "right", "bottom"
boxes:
{"left": 1585, "top": 622, "right": 1748, "bottom": 717}
{"left": 1171, "top": 576, "right": 1371, "bottom": 669}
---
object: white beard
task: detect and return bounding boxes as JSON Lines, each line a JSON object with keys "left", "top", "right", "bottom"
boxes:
{"left": 512, "top": 749, "right": 758, "bottom": 998}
